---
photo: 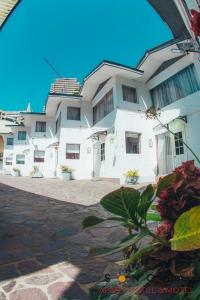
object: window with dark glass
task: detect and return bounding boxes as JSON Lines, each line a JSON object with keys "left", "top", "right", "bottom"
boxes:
{"left": 7, "top": 137, "right": 14, "bottom": 145}
{"left": 18, "top": 131, "right": 26, "bottom": 140}
{"left": 35, "top": 121, "right": 46, "bottom": 132}
{"left": 93, "top": 89, "right": 113, "bottom": 125}
{"left": 55, "top": 112, "right": 61, "bottom": 134}
{"left": 125, "top": 132, "right": 141, "bottom": 154}
{"left": 5, "top": 156, "right": 13, "bottom": 165}
{"left": 150, "top": 64, "right": 200, "bottom": 108}
{"left": 34, "top": 150, "right": 45, "bottom": 162}
{"left": 100, "top": 143, "right": 105, "bottom": 161}
{"left": 67, "top": 107, "right": 80, "bottom": 120}
{"left": 122, "top": 85, "right": 137, "bottom": 103}
{"left": 16, "top": 154, "right": 25, "bottom": 164}
{"left": 66, "top": 144, "right": 80, "bottom": 159}
{"left": 174, "top": 132, "right": 184, "bottom": 155}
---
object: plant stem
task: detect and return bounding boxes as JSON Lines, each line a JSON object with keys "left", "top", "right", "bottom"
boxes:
{"left": 156, "top": 118, "right": 200, "bottom": 164}
{"left": 145, "top": 226, "right": 168, "bottom": 245}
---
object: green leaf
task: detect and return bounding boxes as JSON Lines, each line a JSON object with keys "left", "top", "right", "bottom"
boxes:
{"left": 171, "top": 205, "right": 200, "bottom": 251}
{"left": 100, "top": 187, "right": 141, "bottom": 226}
{"left": 137, "top": 185, "right": 155, "bottom": 222}
{"left": 90, "top": 228, "right": 149, "bottom": 257}
{"left": 141, "top": 184, "right": 155, "bottom": 202}
{"left": 187, "top": 281, "right": 200, "bottom": 300}
{"left": 156, "top": 173, "right": 177, "bottom": 196}
{"left": 81, "top": 216, "right": 106, "bottom": 229}
{"left": 150, "top": 203, "right": 157, "bottom": 211}
{"left": 146, "top": 212, "right": 161, "bottom": 222}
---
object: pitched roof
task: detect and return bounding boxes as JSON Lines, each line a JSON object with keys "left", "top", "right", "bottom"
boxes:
{"left": 147, "top": 0, "right": 190, "bottom": 39}
{"left": 0, "top": 0, "right": 21, "bottom": 30}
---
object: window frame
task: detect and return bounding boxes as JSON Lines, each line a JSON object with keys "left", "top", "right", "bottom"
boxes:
{"left": 122, "top": 85, "right": 138, "bottom": 103}
{"left": 16, "top": 154, "right": 25, "bottom": 165}
{"left": 100, "top": 143, "right": 105, "bottom": 161}
{"left": 150, "top": 64, "right": 200, "bottom": 109}
{"left": 18, "top": 131, "right": 26, "bottom": 141}
{"left": 7, "top": 137, "right": 14, "bottom": 146}
{"left": 67, "top": 106, "right": 81, "bottom": 121}
{"left": 174, "top": 132, "right": 184, "bottom": 155}
{"left": 5, "top": 156, "right": 13, "bottom": 165}
{"left": 35, "top": 121, "right": 46, "bottom": 133}
{"left": 125, "top": 132, "right": 141, "bottom": 154}
{"left": 93, "top": 89, "right": 114, "bottom": 125}
{"left": 34, "top": 150, "right": 45, "bottom": 163}
{"left": 55, "top": 112, "right": 61, "bottom": 134}
{"left": 66, "top": 144, "right": 80, "bottom": 160}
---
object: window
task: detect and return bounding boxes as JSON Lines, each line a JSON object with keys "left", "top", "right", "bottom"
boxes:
{"left": 122, "top": 85, "right": 137, "bottom": 103}
{"left": 67, "top": 107, "right": 80, "bottom": 120}
{"left": 150, "top": 64, "right": 200, "bottom": 108}
{"left": 35, "top": 121, "right": 46, "bottom": 132}
{"left": 16, "top": 154, "right": 25, "bottom": 164}
{"left": 5, "top": 156, "right": 12, "bottom": 165}
{"left": 7, "top": 137, "right": 14, "bottom": 145}
{"left": 174, "top": 132, "right": 184, "bottom": 155}
{"left": 101, "top": 143, "right": 105, "bottom": 161}
{"left": 18, "top": 131, "right": 26, "bottom": 140}
{"left": 93, "top": 89, "right": 114, "bottom": 124}
{"left": 125, "top": 132, "right": 141, "bottom": 154}
{"left": 66, "top": 144, "right": 80, "bottom": 159}
{"left": 34, "top": 150, "right": 45, "bottom": 162}
{"left": 56, "top": 112, "right": 61, "bottom": 134}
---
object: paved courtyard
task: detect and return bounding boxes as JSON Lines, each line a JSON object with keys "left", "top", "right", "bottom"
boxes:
{"left": 0, "top": 175, "right": 147, "bottom": 300}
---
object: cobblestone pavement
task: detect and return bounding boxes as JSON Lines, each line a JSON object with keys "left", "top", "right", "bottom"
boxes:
{"left": 0, "top": 175, "right": 147, "bottom": 299}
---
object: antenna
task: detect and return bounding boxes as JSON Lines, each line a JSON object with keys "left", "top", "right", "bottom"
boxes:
{"left": 43, "top": 57, "right": 61, "bottom": 77}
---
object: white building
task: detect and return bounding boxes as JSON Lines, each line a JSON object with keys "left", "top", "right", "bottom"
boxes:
{"left": 2, "top": 0, "right": 200, "bottom": 183}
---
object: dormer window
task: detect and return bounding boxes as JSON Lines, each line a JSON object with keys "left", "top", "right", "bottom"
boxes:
{"left": 35, "top": 121, "right": 46, "bottom": 132}
{"left": 122, "top": 85, "right": 137, "bottom": 103}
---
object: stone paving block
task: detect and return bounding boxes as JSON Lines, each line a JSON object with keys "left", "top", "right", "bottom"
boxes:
{"left": 2, "top": 280, "right": 16, "bottom": 293}
{"left": 0, "top": 291, "right": 6, "bottom": 300}
{"left": 25, "top": 272, "right": 63, "bottom": 285}
{"left": 9, "top": 288, "right": 48, "bottom": 300}
{"left": 17, "top": 259, "right": 45, "bottom": 275}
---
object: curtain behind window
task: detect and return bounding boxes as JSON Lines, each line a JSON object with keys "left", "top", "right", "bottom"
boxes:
{"left": 151, "top": 64, "right": 200, "bottom": 108}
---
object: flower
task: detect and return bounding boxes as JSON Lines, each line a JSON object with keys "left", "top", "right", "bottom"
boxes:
{"left": 145, "top": 107, "right": 161, "bottom": 120}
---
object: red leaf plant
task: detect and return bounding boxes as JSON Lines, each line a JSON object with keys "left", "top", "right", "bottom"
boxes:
{"left": 155, "top": 160, "right": 200, "bottom": 237}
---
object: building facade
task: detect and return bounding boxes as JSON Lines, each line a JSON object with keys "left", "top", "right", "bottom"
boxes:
{"left": 2, "top": 0, "right": 200, "bottom": 183}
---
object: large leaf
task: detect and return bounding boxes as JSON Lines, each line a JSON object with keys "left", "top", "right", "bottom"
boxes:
{"left": 156, "top": 173, "right": 177, "bottom": 196}
{"left": 137, "top": 185, "right": 155, "bottom": 221}
{"left": 81, "top": 216, "right": 125, "bottom": 229}
{"left": 81, "top": 216, "right": 106, "bottom": 229}
{"left": 171, "top": 205, "right": 200, "bottom": 251}
{"left": 100, "top": 187, "right": 140, "bottom": 226}
{"left": 90, "top": 228, "right": 149, "bottom": 257}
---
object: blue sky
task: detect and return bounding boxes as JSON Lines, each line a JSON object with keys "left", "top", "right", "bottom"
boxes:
{"left": 0, "top": 0, "right": 172, "bottom": 112}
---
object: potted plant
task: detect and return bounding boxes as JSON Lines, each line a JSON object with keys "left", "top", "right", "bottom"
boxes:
{"left": 30, "top": 166, "right": 43, "bottom": 178}
{"left": 12, "top": 168, "right": 20, "bottom": 177}
{"left": 61, "top": 165, "right": 73, "bottom": 181}
{"left": 124, "top": 169, "right": 139, "bottom": 184}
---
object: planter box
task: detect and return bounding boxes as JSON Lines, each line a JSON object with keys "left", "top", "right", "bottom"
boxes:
{"left": 126, "top": 176, "right": 139, "bottom": 184}
{"left": 61, "top": 172, "right": 72, "bottom": 181}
